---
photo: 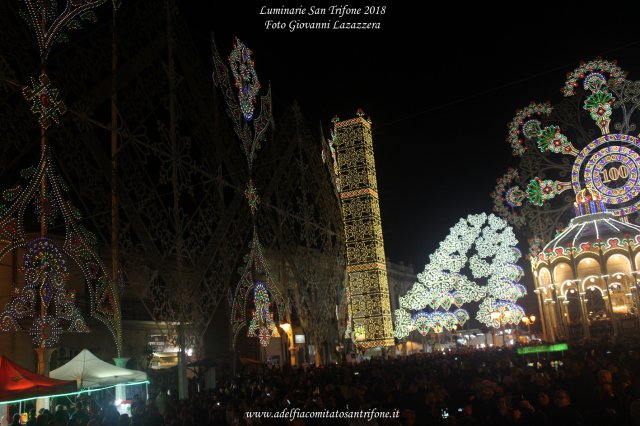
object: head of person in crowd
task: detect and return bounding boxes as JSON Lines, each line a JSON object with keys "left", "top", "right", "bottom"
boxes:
{"left": 554, "top": 389, "right": 572, "bottom": 408}
{"left": 538, "top": 390, "right": 551, "bottom": 408}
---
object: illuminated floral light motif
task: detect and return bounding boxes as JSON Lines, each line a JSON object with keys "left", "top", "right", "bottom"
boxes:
{"left": 229, "top": 231, "right": 285, "bottom": 348}
{"left": 213, "top": 37, "right": 284, "bottom": 349}
{"left": 561, "top": 59, "right": 625, "bottom": 96}
{"left": 212, "top": 37, "right": 271, "bottom": 170}
{"left": 584, "top": 90, "right": 614, "bottom": 134}
{"left": 507, "top": 102, "right": 553, "bottom": 156}
{"left": 491, "top": 169, "right": 526, "bottom": 228}
{"left": 244, "top": 180, "right": 260, "bottom": 214}
{"left": 19, "top": 0, "right": 107, "bottom": 60}
{"left": 411, "top": 309, "right": 469, "bottom": 336}
{"left": 505, "top": 187, "right": 525, "bottom": 208}
{"left": 18, "top": 0, "right": 109, "bottom": 129}
{"left": 229, "top": 37, "right": 260, "bottom": 121}
{"left": 333, "top": 113, "right": 395, "bottom": 350}
{"left": 526, "top": 178, "right": 572, "bottom": 206}
{"left": 0, "top": 150, "right": 122, "bottom": 353}
{"left": 21, "top": 73, "right": 67, "bottom": 129}
{"left": 394, "top": 213, "right": 526, "bottom": 339}
{"left": 493, "top": 59, "right": 640, "bottom": 247}
{"left": 413, "top": 312, "right": 431, "bottom": 336}
{"left": 247, "top": 282, "right": 280, "bottom": 347}
{"left": 536, "top": 126, "right": 578, "bottom": 156}
{"left": 0, "top": 238, "right": 89, "bottom": 347}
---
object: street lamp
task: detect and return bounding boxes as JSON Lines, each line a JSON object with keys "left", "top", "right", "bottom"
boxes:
{"left": 521, "top": 315, "right": 536, "bottom": 337}
{"left": 280, "top": 323, "right": 296, "bottom": 367}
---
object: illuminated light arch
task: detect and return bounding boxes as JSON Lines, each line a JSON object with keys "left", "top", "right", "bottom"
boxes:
{"left": 577, "top": 257, "right": 602, "bottom": 279}
{"left": 606, "top": 254, "right": 632, "bottom": 275}
{"left": 0, "top": 151, "right": 121, "bottom": 352}
{"left": 581, "top": 275, "right": 605, "bottom": 292}
{"left": 560, "top": 280, "right": 578, "bottom": 297}
{"left": 539, "top": 267, "right": 552, "bottom": 285}
{"left": 553, "top": 262, "right": 573, "bottom": 287}
{"left": 585, "top": 285, "right": 605, "bottom": 296}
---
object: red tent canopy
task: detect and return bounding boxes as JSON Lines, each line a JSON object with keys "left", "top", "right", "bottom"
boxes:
{"left": 0, "top": 356, "right": 76, "bottom": 402}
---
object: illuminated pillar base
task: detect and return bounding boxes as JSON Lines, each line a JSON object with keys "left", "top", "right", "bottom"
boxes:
{"left": 36, "top": 347, "right": 55, "bottom": 376}
{"left": 36, "top": 347, "right": 55, "bottom": 413}
{"left": 113, "top": 357, "right": 130, "bottom": 412}
{"left": 178, "top": 351, "right": 188, "bottom": 400}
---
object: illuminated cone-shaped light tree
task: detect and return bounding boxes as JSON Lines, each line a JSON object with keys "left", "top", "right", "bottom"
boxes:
{"left": 394, "top": 213, "right": 526, "bottom": 339}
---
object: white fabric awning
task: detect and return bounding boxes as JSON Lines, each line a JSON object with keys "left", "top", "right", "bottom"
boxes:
{"left": 50, "top": 349, "right": 147, "bottom": 389}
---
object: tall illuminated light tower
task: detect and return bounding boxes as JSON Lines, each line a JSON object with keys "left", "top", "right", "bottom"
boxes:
{"left": 332, "top": 110, "right": 394, "bottom": 350}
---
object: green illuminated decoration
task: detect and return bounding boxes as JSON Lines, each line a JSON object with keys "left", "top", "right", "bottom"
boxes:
{"left": 526, "top": 178, "right": 572, "bottom": 206}
{"left": 0, "top": 380, "right": 150, "bottom": 406}
{"left": 517, "top": 343, "right": 568, "bottom": 355}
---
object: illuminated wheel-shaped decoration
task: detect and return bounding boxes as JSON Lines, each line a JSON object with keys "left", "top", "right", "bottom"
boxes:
{"left": 572, "top": 134, "right": 640, "bottom": 216}
{"left": 30, "top": 315, "right": 61, "bottom": 347}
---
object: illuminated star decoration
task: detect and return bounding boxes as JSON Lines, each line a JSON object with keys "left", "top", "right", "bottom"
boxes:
{"left": 247, "top": 282, "right": 280, "bottom": 347}
{"left": 21, "top": 73, "right": 67, "bottom": 129}
{"left": 394, "top": 213, "right": 526, "bottom": 338}
{"left": 229, "top": 37, "right": 260, "bottom": 122}
{"left": 244, "top": 180, "right": 260, "bottom": 215}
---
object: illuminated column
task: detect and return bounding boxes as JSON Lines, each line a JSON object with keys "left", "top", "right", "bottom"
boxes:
{"left": 532, "top": 273, "right": 548, "bottom": 340}
{"left": 333, "top": 112, "right": 394, "bottom": 350}
{"left": 114, "top": 357, "right": 130, "bottom": 411}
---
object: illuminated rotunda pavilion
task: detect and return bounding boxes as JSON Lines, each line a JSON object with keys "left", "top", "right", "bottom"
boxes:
{"left": 532, "top": 190, "right": 640, "bottom": 341}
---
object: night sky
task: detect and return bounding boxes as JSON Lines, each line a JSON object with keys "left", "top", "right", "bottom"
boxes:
{"left": 192, "top": 2, "right": 640, "bottom": 276}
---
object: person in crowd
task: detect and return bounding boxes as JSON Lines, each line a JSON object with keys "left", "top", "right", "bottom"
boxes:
{"left": 9, "top": 414, "right": 20, "bottom": 426}
{"left": 26, "top": 409, "right": 36, "bottom": 426}
{"left": 53, "top": 404, "right": 69, "bottom": 426}
{"left": 549, "top": 389, "right": 584, "bottom": 426}
{"left": 155, "top": 387, "right": 170, "bottom": 418}
{"left": 70, "top": 402, "right": 89, "bottom": 426}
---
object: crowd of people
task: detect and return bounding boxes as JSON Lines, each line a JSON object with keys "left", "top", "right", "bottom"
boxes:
{"left": 12, "top": 338, "right": 640, "bottom": 425}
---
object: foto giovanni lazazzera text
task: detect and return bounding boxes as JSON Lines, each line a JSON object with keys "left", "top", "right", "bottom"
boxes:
{"left": 260, "top": 4, "right": 387, "bottom": 32}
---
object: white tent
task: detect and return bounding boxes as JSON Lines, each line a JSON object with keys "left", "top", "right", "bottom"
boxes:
{"left": 50, "top": 349, "right": 147, "bottom": 389}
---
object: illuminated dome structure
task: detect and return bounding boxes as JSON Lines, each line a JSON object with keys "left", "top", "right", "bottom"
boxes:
{"left": 532, "top": 189, "right": 640, "bottom": 341}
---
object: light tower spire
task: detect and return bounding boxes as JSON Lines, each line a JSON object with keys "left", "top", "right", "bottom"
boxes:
{"left": 332, "top": 110, "right": 394, "bottom": 350}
